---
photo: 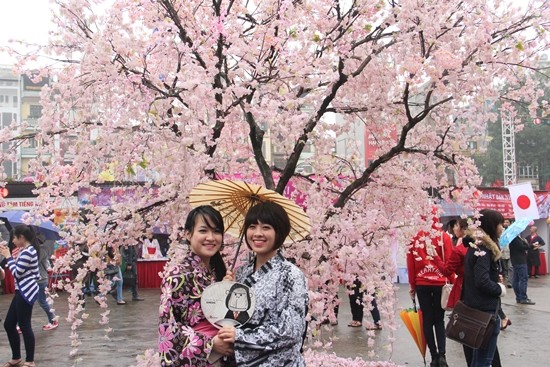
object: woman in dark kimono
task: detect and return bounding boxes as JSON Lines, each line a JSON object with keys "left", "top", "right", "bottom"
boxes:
{"left": 219, "top": 201, "right": 309, "bottom": 367}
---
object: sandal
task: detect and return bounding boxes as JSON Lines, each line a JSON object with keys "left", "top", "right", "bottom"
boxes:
{"left": 347, "top": 320, "right": 362, "bottom": 327}
{"left": 21, "top": 363, "right": 35, "bottom": 367}
{"left": 365, "top": 323, "right": 383, "bottom": 331}
{"left": 2, "top": 361, "right": 22, "bottom": 367}
{"left": 117, "top": 300, "right": 127, "bottom": 305}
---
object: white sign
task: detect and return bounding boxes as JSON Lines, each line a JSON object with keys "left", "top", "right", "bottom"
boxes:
{"left": 0, "top": 198, "right": 39, "bottom": 210}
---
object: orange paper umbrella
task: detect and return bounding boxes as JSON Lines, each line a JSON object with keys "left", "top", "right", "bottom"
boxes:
{"left": 189, "top": 179, "right": 311, "bottom": 269}
{"left": 399, "top": 299, "right": 426, "bottom": 364}
{"left": 189, "top": 179, "right": 310, "bottom": 240}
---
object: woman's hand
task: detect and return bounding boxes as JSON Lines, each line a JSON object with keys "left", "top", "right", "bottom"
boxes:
{"left": 223, "top": 270, "right": 235, "bottom": 282}
{"left": 212, "top": 335, "right": 233, "bottom": 356}
{"left": 217, "top": 326, "right": 236, "bottom": 343}
{"left": 409, "top": 288, "right": 416, "bottom": 300}
{"left": 0, "top": 245, "right": 10, "bottom": 259}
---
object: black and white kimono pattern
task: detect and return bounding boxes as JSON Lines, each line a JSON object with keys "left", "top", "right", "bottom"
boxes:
{"left": 234, "top": 252, "right": 308, "bottom": 367}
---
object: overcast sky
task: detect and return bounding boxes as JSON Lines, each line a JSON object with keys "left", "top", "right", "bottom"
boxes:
{"left": 0, "top": 0, "right": 529, "bottom": 65}
{"left": 0, "top": 1, "right": 54, "bottom": 65}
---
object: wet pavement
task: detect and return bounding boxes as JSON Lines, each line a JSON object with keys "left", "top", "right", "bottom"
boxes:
{"left": 1, "top": 276, "right": 549, "bottom": 366}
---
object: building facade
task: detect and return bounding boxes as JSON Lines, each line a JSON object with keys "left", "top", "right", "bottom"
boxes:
{"left": 0, "top": 67, "right": 20, "bottom": 178}
{"left": 0, "top": 67, "right": 50, "bottom": 180}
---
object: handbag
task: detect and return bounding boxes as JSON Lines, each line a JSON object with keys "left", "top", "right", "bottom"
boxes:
{"left": 122, "top": 269, "right": 136, "bottom": 287}
{"left": 104, "top": 264, "right": 119, "bottom": 276}
{"left": 441, "top": 282, "right": 453, "bottom": 310}
{"left": 445, "top": 300, "right": 496, "bottom": 349}
{"left": 440, "top": 237, "right": 453, "bottom": 310}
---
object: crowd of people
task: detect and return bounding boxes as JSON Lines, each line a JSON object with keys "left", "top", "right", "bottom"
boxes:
{"left": 0, "top": 201, "right": 545, "bottom": 367}
{"left": 407, "top": 210, "right": 545, "bottom": 367}
{"left": 0, "top": 224, "right": 147, "bottom": 367}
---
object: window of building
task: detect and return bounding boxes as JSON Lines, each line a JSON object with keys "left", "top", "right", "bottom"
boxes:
{"left": 29, "top": 105, "right": 43, "bottom": 118}
{"left": 27, "top": 137, "right": 38, "bottom": 148}
{"left": 2, "top": 112, "right": 13, "bottom": 127}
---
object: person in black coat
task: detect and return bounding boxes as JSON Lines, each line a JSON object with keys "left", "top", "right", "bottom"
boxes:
{"left": 463, "top": 209, "right": 506, "bottom": 367}
{"left": 509, "top": 233, "right": 534, "bottom": 305}
{"left": 121, "top": 245, "right": 144, "bottom": 301}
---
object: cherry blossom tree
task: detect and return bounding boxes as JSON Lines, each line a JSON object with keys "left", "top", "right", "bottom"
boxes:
{"left": 2, "top": 0, "right": 550, "bottom": 364}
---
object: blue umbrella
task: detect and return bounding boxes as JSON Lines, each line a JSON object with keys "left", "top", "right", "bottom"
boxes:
{"left": 499, "top": 217, "right": 532, "bottom": 248}
{"left": 0, "top": 210, "right": 61, "bottom": 241}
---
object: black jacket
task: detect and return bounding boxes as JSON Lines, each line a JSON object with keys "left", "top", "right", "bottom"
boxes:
{"left": 509, "top": 236, "right": 529, "bottom": 266}
{"left": 463, "top": 232, "right": 502, "bottom": 313}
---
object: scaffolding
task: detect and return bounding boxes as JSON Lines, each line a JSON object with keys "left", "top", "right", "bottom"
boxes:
{"left": 501, "top": 111, "right": 516, "bottom": 185}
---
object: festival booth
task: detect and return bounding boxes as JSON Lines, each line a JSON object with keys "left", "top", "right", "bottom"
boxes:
{"left": 422, "top": 186, "right": 549, "bottom": 277}
{"left": 78, "top": 186, "right": 169, "bottom": 289}
{"left": 477, "top": 186, "right": 549, "bottom": 275}
{"left": 0, "top": 184, "right": 76, "bottom": 294}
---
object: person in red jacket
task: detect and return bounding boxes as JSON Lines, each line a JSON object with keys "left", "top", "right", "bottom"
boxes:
{"left": 433, "top": 218, "right": 468, "bottom": 309}
{"left": 407, "top": 217, "right": 453, "bottom": 367}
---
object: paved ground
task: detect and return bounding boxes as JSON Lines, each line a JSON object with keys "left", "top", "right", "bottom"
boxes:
{"left": 0, "top": 276, "right": 549, "bottom": 366}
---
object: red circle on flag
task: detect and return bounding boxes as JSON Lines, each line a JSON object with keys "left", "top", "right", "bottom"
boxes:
{"left": 517, "top": 195, "right": 531, "bottom": 210}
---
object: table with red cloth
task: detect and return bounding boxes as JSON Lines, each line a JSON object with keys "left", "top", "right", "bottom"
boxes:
{"left": 3, "top": 268, "right": 15, "bottom": 294}
{"left": 2, "top": 259, "right": 168, "bottom": 294}
{"left": 136, "top": 258, "right": 168, "bottom": 289}
{"left": 529, "top": 252, "right": 548, "bottom": 276}
{"left": 2, "top": 268, "right": 72, "bottom": 294}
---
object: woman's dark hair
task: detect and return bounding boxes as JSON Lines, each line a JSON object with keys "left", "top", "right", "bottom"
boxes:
{"left": 457, "top": 218, "right": 469, "bottom": 230}
{"left": 184, "top": 205, "right": 226, "bottom": 281}
{"left": 243, "top": 201, "right": 291, "bottom": 251}
{"left": 479, "top": 209, "right": 505, "bottom": 243}
{"left": 12, "top": 224, "right": 40, "bottom": 257}
{"left": 447, "top": 219, "right": 457, "bottom": 233}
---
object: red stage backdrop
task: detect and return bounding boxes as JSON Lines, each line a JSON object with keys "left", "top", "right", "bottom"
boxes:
{"left": 476, "top": 187, "right": 549, "bottom": 219}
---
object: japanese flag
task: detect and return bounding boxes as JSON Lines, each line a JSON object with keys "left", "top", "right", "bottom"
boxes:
{"left": 508, "top": 182, "right": 540, "bottom": 220}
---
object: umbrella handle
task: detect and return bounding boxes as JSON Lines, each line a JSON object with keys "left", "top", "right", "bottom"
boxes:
{"left": 412, "top": 298, "right": 418, "bottom": 312}
{"left": 230, "top": 234, "right": 245, "bottom": 271}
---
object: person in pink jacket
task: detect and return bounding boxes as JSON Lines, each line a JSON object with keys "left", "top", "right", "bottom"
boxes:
{"left": 407, "top": 217, "right": 453, "bottom": 367}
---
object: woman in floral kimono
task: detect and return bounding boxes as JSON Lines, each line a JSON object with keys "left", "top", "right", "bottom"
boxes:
{"left": 158, "top": 205, "right": 233, "bottom": 366}
{"left": 219, "top": 201, "right": 309, "bottom": 367}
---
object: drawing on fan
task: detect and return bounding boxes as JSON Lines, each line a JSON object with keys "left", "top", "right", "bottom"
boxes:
{"left": 201, "top": 280, "right": 255, "bottom": 328}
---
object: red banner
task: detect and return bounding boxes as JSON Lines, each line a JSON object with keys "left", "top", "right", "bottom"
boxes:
{"left": 476, "top": 187, "right": 549, "bottom": 219}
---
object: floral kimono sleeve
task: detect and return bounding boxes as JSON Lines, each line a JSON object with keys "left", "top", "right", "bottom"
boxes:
{"left": 158, "top": 266, "right": 215, "bottom": 367}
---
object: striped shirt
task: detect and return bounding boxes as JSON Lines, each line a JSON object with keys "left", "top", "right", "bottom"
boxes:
{"left": 7, "top": 245, "right": 39, "bottom": 304}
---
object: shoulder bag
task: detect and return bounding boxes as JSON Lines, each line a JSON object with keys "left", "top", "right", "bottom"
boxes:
{"left": 440, "top": 235, "right": 453, "bottom": 310}
{"left": 104, "top": 264, "right": 119, "bottom": 276}
{"left": 445, "top": 300, "right": 497, "bottom": 349}
{"left": 441, "top": 282, "right": 453, "bottom": 310}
